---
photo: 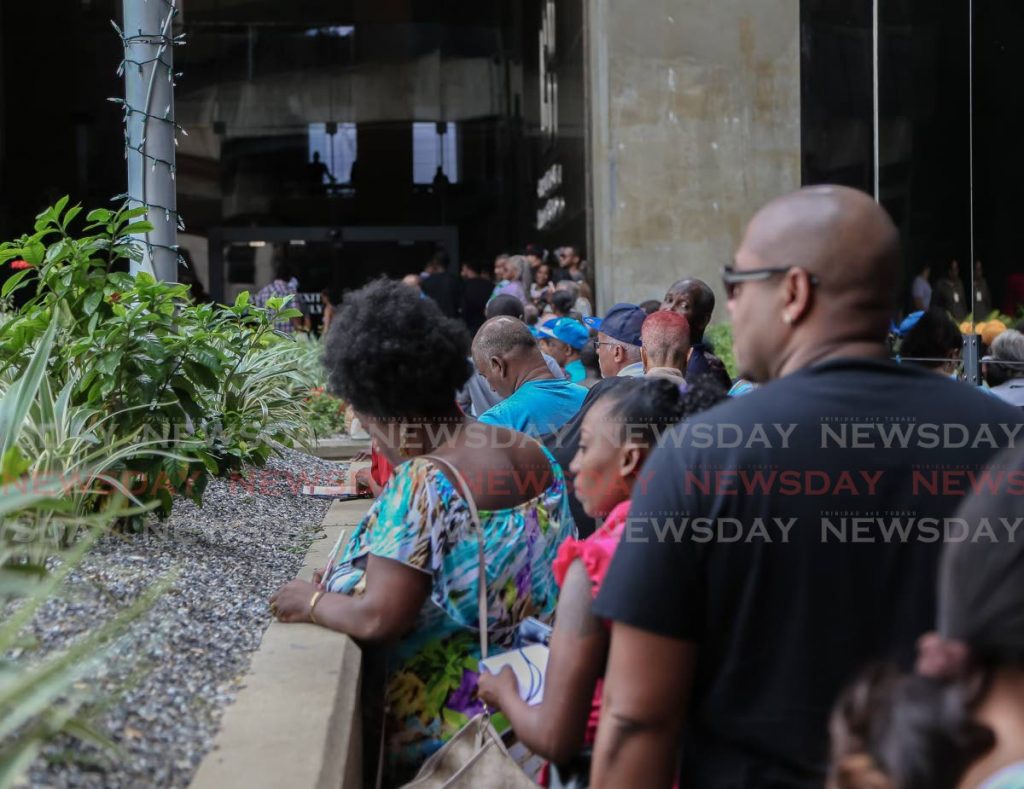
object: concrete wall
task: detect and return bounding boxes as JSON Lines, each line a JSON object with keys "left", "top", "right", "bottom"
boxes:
{"left": 587, "top": 0, "right": 801, "bottom": 316}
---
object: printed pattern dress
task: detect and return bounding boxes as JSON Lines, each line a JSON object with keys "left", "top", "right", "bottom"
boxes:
{"left": 324, "top": 446, "right": 575, "bottom": 779}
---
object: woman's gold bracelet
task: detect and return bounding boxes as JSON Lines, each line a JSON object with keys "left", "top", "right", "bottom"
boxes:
{"left": 309, "top": 589, "right": 326, "bottom": 625}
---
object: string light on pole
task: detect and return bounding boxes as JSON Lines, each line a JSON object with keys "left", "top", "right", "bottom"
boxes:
{"left": 112, "top": 0, "right": 186, "bottom": 279}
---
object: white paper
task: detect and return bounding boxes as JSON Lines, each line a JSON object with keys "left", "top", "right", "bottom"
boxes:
{"left": 479, "top": 644, "right": 549, "bottom": 705}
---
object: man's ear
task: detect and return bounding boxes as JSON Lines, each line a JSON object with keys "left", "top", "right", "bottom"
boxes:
{"left": 784, "top": 269, "right": 815, "bottom": 324}
{"left": 490, "top": 355, "right": 507, "bottom": 378}
{"left": 640, "top": 347, "right": 649, "bottom": 371}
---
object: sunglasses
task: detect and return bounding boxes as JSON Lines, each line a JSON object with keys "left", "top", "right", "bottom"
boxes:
{"left": 721, "top": 265, "right": 820, "bottom": 299}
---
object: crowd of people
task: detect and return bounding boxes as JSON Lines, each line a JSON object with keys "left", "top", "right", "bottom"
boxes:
{"left": 269, "top": 185, "right": 1024, "bottom": 789}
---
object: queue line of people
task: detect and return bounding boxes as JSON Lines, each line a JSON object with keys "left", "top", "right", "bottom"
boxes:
{"left": 270, "top": 185, "right": 1024, "bottom": 789}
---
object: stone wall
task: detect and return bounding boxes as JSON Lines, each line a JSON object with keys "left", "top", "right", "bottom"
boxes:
{"left": 586, "top": 0, "right": 801, "bottom": 316}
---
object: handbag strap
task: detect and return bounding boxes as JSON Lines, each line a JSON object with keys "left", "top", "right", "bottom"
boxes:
{"left": 375, "top": 454, "right": 490, "bottom": 789}
{"left": 425, "top": 454, "right": 489, "bottom": 659}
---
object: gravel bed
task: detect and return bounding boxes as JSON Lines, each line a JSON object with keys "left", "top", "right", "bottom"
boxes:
{"left": 22, "top": 447, "right": 343, "bottom": 788}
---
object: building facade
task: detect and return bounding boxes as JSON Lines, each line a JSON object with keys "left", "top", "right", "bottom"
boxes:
{"left": 0, "top": 0, "right": 1018, "bottom": 316}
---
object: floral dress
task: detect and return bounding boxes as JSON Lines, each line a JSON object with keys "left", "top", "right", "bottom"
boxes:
{"left": 324, "top": 446, "right": 575, "bottom": 779}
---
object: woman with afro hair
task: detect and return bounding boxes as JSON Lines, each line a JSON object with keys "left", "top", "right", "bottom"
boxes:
{"left": 270, "top": 278, "right": 575, "bottom": 785}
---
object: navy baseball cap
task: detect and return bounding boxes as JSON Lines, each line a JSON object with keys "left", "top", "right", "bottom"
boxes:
{"left": 583, "top": 303, "right": 645, "bottom": 347}
{"left": 537, "top": 318, "right": 589, "bottom": 350}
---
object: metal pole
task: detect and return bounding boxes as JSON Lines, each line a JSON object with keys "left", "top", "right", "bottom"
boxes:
{"left": 872, "top": 0, "right": 880, "bottom": 202}
{"left": 968, "top": 0, "right": 976, "bottom": 325}
{"left": 963, "top": 333, "right": 982, "bottom": 386}
{"left": 122, "top": 0, "right": 179, "bottom": 281}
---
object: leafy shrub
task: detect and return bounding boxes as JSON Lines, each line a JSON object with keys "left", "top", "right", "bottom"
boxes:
{"left": 0, "top": 326, "right": 168, "bottom": 783}
{"left": 291, "top": 333, "right": 330, "bottom": 390}
{"left": 704, "top": 323, "right": 737, "bottom": 380}
{"left": 1, "top": 316, "right": 189, "bottom": 554}
{"left": 285, "top": 333, "right": 347, "bottom": 439}
{"left": 0, "top": 516, "right": 170, "bottom": 789}
{"left": 208, "top": 323, "right": 315, "bottom": 468}
{"left": 306, "top": 388, "right": 347, "bottom": 438}
{"left": 0, "top": 199, "right": 310, "bottom": 527}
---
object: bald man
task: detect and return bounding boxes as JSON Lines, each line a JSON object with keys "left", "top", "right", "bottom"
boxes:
{"left": 661, "top": 278, "right": 732, "bottom": 390}
{"left": 591, "top": 187, "right": 1024, "bottom": 789}
{"left": 473, "top": 317, "right": 586, "bottom": 436}
{"left": 640, "top": 311, "right": 690, "bottom": 385}
{"left": 456, "top": 299, "right": 566, "bottom": 417}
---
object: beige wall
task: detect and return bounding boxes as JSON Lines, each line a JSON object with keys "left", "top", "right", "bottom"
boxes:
{"left": 587, "top": 0, "right": 801, "bottom": 318}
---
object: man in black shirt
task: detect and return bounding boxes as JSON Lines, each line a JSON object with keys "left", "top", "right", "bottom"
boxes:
{"left": 661, "top": 278, "right": 732, "bottom": 391}
{"left": 591, "top": 186, "right": 1024, "bottom": 788}
{"left": 419, "top": 253, "right": 460, "bottom": 319}
{"left": 459, "top": 259, "right": 494, "bottom": 334}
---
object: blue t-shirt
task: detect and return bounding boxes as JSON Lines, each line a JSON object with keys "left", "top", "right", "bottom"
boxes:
{"left": 565, "top": 358, "right": 586, "bottom": 384}
{"left": 478, "top": 378, "right": 587, "bottom": 436}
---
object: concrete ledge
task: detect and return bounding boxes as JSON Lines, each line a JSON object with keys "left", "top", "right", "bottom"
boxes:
{"left": 192, "top": 499, "right": 371, "bottom": 789}
{"left": 311, "top": 437, "right": 371, "bottom": 460}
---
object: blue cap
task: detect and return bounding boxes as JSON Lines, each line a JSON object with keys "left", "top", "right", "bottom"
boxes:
{"left": 583, "top": 303, "right": 645, "bottom": 347}
{"left": 893, "top": 311, "right": 924, "bottom": 337}
{"left": 537, "top": 317, "right": 589, "bottom": 350}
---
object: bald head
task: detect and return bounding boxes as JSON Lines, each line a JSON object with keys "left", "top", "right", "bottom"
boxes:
{"left": 730, "top": 186, "right": 900, "bottom": 383}
{"left": 473, "top": 316, "right": 536, "bottom": 361}
{"left": 641, "top": 311, "right": 691, "bottom": 372}
{"left": 472, "top": 316, "right": 549, "bottom": 397}
{"left": 661, "top": 278, "right": 715, "bottom": 340}
{"left": 743, "top": 185, "right": 900, "bottom": 307}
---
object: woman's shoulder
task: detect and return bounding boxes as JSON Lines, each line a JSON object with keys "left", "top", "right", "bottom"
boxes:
{"left": 434, "top": 435, "right": 561, "bottom": 510}
{"left": 369, "top": 456, "right": 458, "bottom": 517}
{"left": 383, "top": 455, "right": 445, "bottom": 488}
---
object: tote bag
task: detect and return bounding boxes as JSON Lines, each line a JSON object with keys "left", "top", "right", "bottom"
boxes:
{"left": 395, "top": 455, "right": 536, "bottom": 789}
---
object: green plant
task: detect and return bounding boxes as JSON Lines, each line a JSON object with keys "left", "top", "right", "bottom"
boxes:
{"left": 207, "top": 325, "right": 315, "bottom": 469}
{"left": 0, "top": 314, "right": 184, "bottom": 555}
{"left": 291, "top": 333, "right": 330, "bottom": 390}
{"left": 0, "top": 199, "right": 308, "bottom": 521}
{"left": 704, "top": 323, "right": 738, "bottom": 380}
{"left": 0, "top": 499, "right": 172, "bottom": 788}
{"left": 0, "top": 248, "right": 172, "bottom": 785}
{"left": 306, "top": 388, "right": 347, "bottom": 439}
{"left": 290, "top": 334, "right": 347, "bottom": 439}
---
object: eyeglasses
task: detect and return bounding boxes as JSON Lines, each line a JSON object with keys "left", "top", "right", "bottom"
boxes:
{"left": 721, "top": 265, "right": 820, "bottom": 299}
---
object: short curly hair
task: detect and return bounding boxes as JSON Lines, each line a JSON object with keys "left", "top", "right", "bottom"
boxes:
{"left": 324, "top": 278, "right": 472, "bottom": 419}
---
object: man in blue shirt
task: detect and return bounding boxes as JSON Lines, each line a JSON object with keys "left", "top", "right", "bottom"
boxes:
{"left": 473, "top": 317, "right": 587, "bottom": 436}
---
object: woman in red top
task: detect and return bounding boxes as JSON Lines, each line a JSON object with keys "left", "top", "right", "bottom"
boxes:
{"left": 479, "top": 377, "right": 724, "bottom": 785}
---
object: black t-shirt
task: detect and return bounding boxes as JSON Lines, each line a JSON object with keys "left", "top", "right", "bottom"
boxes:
{"left": 461, "top": 278, "right": 494, "bottom": 334}
{"left": 686, "top": 343, "right": 732, "bottom": 392}
{"left": 542, "top": 377, "right": 627, "bottom": 538}
{"left": 932, "top": 278, "right": 968, "bottom": 321}
{"left": 593, "top": 358, "right": 1024, "bottom": 788}
{"left": 420, "top": 272, "right": 460, "bottom": 318}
